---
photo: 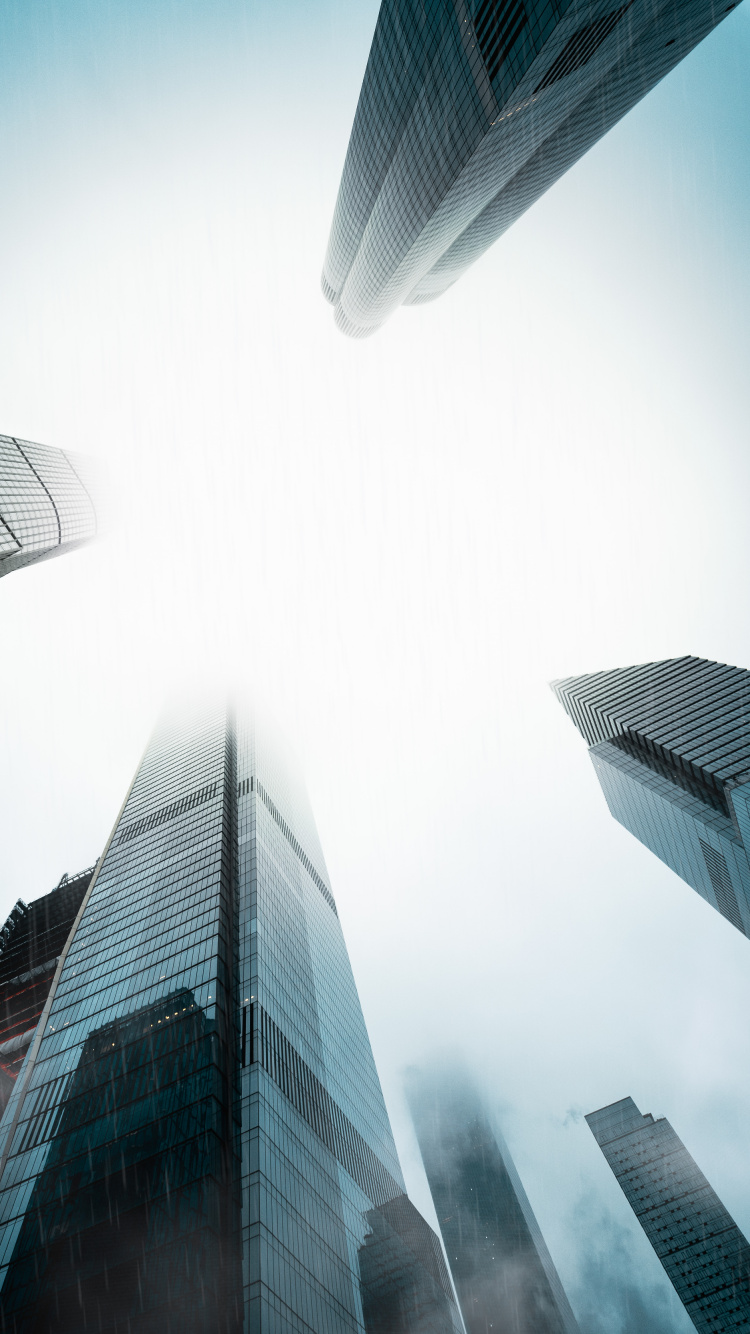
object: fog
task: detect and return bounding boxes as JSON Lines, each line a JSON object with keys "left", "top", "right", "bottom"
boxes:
{"left": 1, "top": 1, "right": 749, "bottom": 1327}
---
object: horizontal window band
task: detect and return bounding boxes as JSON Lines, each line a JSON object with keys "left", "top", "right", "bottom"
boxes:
{"left": 238, "top": 776, "right": 338, "bottom": 917}
{"left": 248, "top": 1001, "right": 400, "bottom": 1208}
{"left": 535, "top": 3, "right": 634, "bottom": 93}
{"left": 116, "top": 784, "right": 219, "bottom": 846}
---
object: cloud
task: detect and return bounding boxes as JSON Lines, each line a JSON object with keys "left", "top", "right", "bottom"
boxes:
{"left": 569, "top": 1193, "right": 684, "bottom": 1334}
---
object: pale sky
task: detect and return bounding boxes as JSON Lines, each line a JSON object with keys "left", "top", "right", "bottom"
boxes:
{"left": 1, "top": 2, "right": 749, "bottom": 1329}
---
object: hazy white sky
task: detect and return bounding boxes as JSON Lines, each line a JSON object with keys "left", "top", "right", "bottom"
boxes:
{"left": 1, "top": 2, "right": 749, "bottom": 1328}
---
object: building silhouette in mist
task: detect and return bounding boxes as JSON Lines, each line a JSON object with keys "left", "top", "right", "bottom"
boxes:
{"left": 322, "top": 0, "right": 737, "bottom": 338}
{"left": 406, "top": 1065, "right": 580, "bottom": 1334}
{"left": 552, "top": 655, "right": 750, "bottom": 939}
{"left": 0, "top": 433, "right": 100, "bottom": 580}
{"left": 587, "top": 1097, "right": 750, "bottom": 1332}
{"left": 0, "top": 705, "right": 461, "bottom": 1334}
{"left": 0, "top": 869, "right": 94, "bottom": 1114}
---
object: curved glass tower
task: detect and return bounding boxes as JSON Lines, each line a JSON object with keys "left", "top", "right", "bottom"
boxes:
{"left": 0, "top": 705, "right": 460, "bottom": 1333}
{"left": 0, "top": 434, "right": 100, "bottom": 581}
{"left": 322, "top": 0, "right": 738, "bottom": 338}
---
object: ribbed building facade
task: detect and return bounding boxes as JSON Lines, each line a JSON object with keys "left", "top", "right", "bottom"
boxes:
{"left": 406, "top": 1064, "right": 579, "bottom": 1334}
{"left": 587, "top": 1098, "right": 750, "bottom": 1332}
{"left": 0, "top": 706, "right": 460, "bottom": 1334}
{"left": 0, "top": 434, "right": 99, "bottom": 580}
{"left": 322, "top": 0, "right": 737, "bottom": 337}
{"left": 552, "top": 656, "right": 750, "bottom": 939}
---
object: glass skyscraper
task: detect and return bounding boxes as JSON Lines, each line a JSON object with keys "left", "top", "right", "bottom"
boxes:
{"left": 0, "top": 433, "right": 100, "bottom": 581}
{"left": 406, "top": 1064, "right": 580, "bottom": 1334}
{"left": 587, "top": 1097, "right": 750, "bottom": 1332}
{"left": 322, "top": 0, "right": 737, "bottom": 338}
{"left": 0, "top": 704, "right": 460, "bottom": 1334}
{"left": 552, "top": 656, "right": 750, "bottom": 939}
{"left": 0, "top": 870, "right": 94, "bottom": 1115}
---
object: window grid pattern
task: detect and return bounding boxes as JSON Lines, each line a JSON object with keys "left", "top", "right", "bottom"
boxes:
{"left": 587, "top": 1099, "right": 750, "bottom": 1332}
{"left": 0, "top": 708, "right": 460, "bottom": 1334}
{"left": 0, "top": 434, "right": 99, "bottom": 580}
{"left": 553, "top": 656, "right": 750, "bottom": 939}
{"left": 591, "top": 742, "right": 750, "bottom": 937}
{"left": 322, "top": 0, "right": 730, "bottom": 335}
{"left": 249, "top": 1001, "right": 402, "bottom": 1208}
{"left": 411, "top": 3, "right": 708, "bottom": 300}
{"left": 255, "top": 779, "right": 338, "bottom": 916}
{"left": 0, "top": 871, "right": 93, "bottom": 1113}
{"left": 534, "top": 2, "right": 634, "bottom": 91}
{"left": 0, "top": 705, "right": 241, "bottom": 1332}
{"left": 235, "top": 715, "right": 462, "bottom": 1334}
{"left": 359, "top": 1194, "right": 460, "bottom": 1334}
{"left": 474, "top": 0, "right": 530, "bottom": 84}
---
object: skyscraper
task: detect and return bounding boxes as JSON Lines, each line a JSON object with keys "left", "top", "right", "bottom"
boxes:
{"left": 0, "top": 705, "right": 461, "bottom": 1333}
{"left": 0, "top": 433, "right": 100, "bottom": 581}
{"left": 406, "top": 1064, "right": 580, "bottom": 1334}
{"left": 0, "top": 869, "right": 94, "bottom": 1114}
{"left": 322, "top": 0, "right": 737, "bottom": 338}
{"left": 552, "top": 655, "right": 750, "bottom": 939}
{"left": 587, "top": 1097, "right": 750, "bottom": 1332}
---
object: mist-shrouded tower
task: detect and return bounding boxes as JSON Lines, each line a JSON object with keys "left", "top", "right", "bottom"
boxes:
{"left": 406, "top": 1063, "right": 580, "bottom": 1334}
{"left": 0, "top": 703, "right": 461, "bottom": 1334}
{"left": 552, "top": 656, "right": 750, "bottom": 940}
{"left": 322, "top": 0, "right": 737, "bottom": 338}
{"left": 0, "top": 433, "right": 100, "bottom": 580}
{"left": 587, "top": 1097, "right": 750, "bottom": 1332}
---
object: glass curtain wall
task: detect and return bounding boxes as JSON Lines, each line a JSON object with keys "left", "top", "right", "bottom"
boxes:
{"left": 0, "top": 705, "right": 459, "bottom": 1334}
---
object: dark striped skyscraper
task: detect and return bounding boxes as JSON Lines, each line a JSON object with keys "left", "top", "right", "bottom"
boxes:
{"left": 0, "top": 704, "right": 461, "bottom": 1334}
{"left": 322, "top": 0, "right": 738, "bottom": 338}
{"left": 552, "top": 656, "right": 750, "bottom": 940}
{"left": 0, "top": 870, "right": 94, "bottom": 1115}
{"left": 0, "top": 434, "right": 100, "bottom": 581}
{"left": 587, "top": 1098, "right": 750, "bottom": 1332}
{"left": 406, "top": 1064, "right": 580, "bottom": 1334}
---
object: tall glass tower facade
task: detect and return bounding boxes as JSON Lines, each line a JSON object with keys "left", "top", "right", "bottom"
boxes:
{"left": 587, "top": 1098, "right": 750, "bottom": 1332}
{"left": 552, "top": 656, "right": 750, "bottom": 939}
{"left": 406, "top": 1064, "right": 580, "bottom": 1334}
{"left": 0, "top": 434, "right": 100, "bottom": 580}
{"left": 322, "top": 0, "right": 737, "bottom": 338}
{"left": 0, "top": 705, "right": 460, "bottom": 1334}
